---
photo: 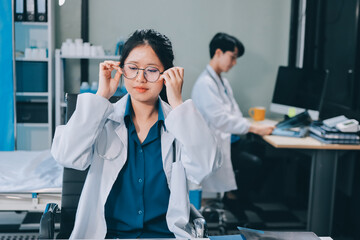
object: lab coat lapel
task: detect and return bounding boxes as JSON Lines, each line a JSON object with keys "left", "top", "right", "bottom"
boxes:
{"left": 108, "top": 94, "right": 128, "bottom": 147}
{"left": 206, "top": 65, "right": 232, "bottom": 107}
{"left": 99, "top": 123, "right": 128, "bottom": 204}
{"left": 99, "top": 96, "right": 129, "bottom": 202}
{"left": 110, "top": 96, "right": 128, "bottom": 165}
{"left": 161, "top": 129, "right": 175, "bottom": 184}
{"left": 115, "top": 123, "right": 128, "bottom": 149}
{"left": 159, "top": 98, "right": 176, "bottom": 184}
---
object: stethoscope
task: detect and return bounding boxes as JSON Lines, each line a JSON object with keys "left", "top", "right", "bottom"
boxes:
{"left": 206, "top": 68, "right": 234, "bottom": 108}
{"left": 96, "top": 130, "right": 177, "bottom": 162}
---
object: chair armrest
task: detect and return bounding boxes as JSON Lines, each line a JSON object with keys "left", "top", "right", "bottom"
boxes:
{"left": 39, "top": 203, "right": 60, "bottom": 240}
{"left": 190, "top": 204, "right": 208, "bottom": 238}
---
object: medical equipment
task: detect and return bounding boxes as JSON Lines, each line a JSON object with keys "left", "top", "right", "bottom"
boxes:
{"left": 336, "top": 119, "right": 359, "bottom": 132}
{"left": 0, "top": 150, "right": 63, "bottom": 212}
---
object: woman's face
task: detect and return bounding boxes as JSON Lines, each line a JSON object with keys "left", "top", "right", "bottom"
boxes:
{"left": 123, "top": 44, "right": 164, "bottom": 105}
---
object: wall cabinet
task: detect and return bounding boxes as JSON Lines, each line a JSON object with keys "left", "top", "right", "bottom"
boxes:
{"left": 13, "top": 0, "right": 54, "bottom": 150}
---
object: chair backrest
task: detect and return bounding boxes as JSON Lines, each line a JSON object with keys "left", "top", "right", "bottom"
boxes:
{"left": 57, "top": 93, "right": 122, "bottom": 239}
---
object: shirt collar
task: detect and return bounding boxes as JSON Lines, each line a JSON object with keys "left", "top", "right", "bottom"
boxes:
{"left": 124, "top": 95, "right": 166, "bottom": 130}
{"left": 206, "top": 65, "right": 222, "bottom": 83}
{"left": 206, "top": 64, "right": 228, "bottom": 91}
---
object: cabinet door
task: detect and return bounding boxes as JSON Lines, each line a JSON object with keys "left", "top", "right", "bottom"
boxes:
{"left": 16, "top": 61, "right": 48, "bottom": 92}
{"left": 16, "top": 124, "right": 50, "bottom": 150}
{"left": 321, "top": 0, "right": 359, "bottom": 117}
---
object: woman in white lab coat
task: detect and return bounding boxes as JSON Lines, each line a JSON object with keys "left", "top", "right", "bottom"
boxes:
{"left": 51, "top": 29, "right": 220, "bottom": 239}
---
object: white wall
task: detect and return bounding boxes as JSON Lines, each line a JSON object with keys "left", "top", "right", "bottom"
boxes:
{"left": 56, "top": 0, "right": 290, "bottom": 118}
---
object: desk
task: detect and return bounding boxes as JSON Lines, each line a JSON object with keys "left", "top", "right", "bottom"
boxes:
{"left": 262, "top": 135, "right": 360, "bottom": 236}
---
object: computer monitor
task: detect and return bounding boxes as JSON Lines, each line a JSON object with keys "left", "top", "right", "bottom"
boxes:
{"left": 270, "top": 66, "right": 328, "bottom": 120}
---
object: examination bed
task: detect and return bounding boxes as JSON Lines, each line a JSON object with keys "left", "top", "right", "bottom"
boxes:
{"left": 0, "top": 150, "right": 63, "bottom": 212}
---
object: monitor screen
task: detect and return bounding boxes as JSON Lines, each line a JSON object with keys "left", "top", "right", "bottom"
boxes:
{"left": 270, "top": 66, "right": 328, "bottom": 120}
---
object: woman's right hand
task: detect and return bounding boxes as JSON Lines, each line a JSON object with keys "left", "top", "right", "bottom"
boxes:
{"left": 96, "top": 61, "right": 122, "bottom": 99}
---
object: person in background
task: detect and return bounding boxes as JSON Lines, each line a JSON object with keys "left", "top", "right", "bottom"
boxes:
{"left": 191, "top": 32, "right": 274, "bottom": 223}
{"left": 51, "top": 29, "right": 220, "bottom": 239}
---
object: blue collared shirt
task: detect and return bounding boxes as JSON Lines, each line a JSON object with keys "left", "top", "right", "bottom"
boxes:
{"left": 105, "top": 96, "right": 174, "bottom": 239}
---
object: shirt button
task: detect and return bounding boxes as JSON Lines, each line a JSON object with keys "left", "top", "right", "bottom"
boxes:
{"left": 139, "top": 149, "right": 143, "bottom": 153}
{"left": 138, "top": 178, "right": 143, "bottom": 183}
{"left": 138, "top": 210, "right": 143, "bottom": 215}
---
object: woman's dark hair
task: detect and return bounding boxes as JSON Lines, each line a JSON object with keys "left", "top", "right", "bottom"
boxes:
{"left": 120, "top": 29, "right": 174, "bottom": 71}
{"left": 209, "top": 32, "right": 245, "bottom": 59}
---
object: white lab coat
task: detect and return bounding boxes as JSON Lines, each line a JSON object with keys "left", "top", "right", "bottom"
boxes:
{"left": 191, "top": 65, "right": 251, "bottom": 192}
{"left": 51, "top": 93, "right": 221, "bottom": 239}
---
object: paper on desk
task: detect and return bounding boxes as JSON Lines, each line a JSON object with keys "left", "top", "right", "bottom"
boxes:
{"left": 255, "top": 119, "right": 278, "bottom": 126}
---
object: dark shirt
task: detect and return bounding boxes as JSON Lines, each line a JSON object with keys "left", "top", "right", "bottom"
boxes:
{"left": 105, "top": 96, "right": 174, "bottom": 239}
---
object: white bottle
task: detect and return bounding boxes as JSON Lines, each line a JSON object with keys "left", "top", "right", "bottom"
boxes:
{"left": 90, "top": 82, "right": 98, "bottom": 94}
{"left": 80, "top": 82, "right": 90, "bottom": 93}
{"left": 83, "top": 42, "right": 91, "bottom": 56}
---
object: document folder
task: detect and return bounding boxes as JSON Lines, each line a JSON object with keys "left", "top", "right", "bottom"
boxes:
{"left": 35, "top": 0, "right": 47, "bottom": 22}
{"left": 15, "top": 0, "right": 25, "bottom": 21}
{"left": 25, "top": 0, "right": 35, "bottom": 21}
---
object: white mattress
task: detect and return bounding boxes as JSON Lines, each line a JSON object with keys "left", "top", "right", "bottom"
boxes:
{"left": 0, "top": 150, "right": 63, "bottom": 192}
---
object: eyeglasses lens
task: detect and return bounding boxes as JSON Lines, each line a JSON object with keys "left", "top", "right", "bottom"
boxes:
{"left": 144, "top": 67, "right": 160, "bottom": 82}
{"left": 123, "top": 64, "right": 138, "bottom": 79}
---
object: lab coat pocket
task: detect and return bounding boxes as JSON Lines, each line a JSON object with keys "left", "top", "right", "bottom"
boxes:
{"left": 95, "top": 123, "right": 122, "bottom": 161}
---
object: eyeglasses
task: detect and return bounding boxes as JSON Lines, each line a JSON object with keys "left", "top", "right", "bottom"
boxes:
{"left": 122, "top": 63, "right": 164, "bottom": 83}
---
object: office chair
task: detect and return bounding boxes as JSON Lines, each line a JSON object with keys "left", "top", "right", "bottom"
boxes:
{"left": 201, "top": 136, "right": 264, "bottom": 235}
{"left": 39, "top": 93, "right": 207, "bottom": 239}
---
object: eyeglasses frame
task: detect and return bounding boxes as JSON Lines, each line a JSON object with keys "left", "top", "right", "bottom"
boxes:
{"left": 121, "top": 63, "right": 164, "bottom": 83}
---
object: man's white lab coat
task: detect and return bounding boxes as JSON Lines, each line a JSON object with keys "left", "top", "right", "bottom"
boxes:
{"left": 51, "top": 93, "right": 221, "bottom": 239}
{"left": 192, "top": 65, "right": 250, "bottom": 192}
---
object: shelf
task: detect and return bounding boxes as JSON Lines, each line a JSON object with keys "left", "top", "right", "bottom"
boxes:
{"left": 16, "top": 92, "right": 49, "bottom": 97}
{"left": 16, "top": 57, "right": 49, "bottom": 62}
{"left": 60, "top": 55, "right": 120, "bottom": 60}
{"left": 15, "top": 21, "right": 48, "bottom": 27}
{"left": 13, "top": 0, "right": 54, "bottom": 151}
{"left": 16, "top": 123, "right": 49, "bottom": 128}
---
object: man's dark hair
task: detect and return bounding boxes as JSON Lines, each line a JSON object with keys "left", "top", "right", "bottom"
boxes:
{"left": 209, "top": 32, "right": 245, "bottom": 59}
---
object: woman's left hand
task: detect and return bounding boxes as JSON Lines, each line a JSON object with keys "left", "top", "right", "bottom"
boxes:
{"left": 160, "top": 67, "right": 184, "bottom": 108}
